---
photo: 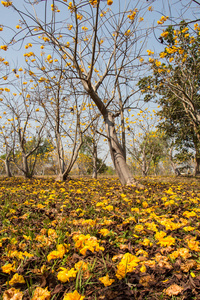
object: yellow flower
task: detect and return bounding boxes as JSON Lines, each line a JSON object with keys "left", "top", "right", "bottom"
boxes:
{"left": 155, "top": 231, "right": 166, "bottom": 240}
{"left": 2, "top": 263, "right": 16, "bottom": 274}
{"left": 1, "top": 1, "right": 12, "bottom": 7}
{"left": 47, "top": 244, "right": 68, "bottom": 261}
{"left": 147, "top": 49, "right": 154, "bottom": 55}
{"left": 140, "top": 264, "right": 147, "bottom": 273}
{"left": 57, "top": 267, "right": 77, "bottom": 283}
{"left": 63, "top": 290, "right": 85, "bottom": 300}
{"left": 116, "top": 253, "right": 140, "bottom": 280}
{"left": 125, "top": 29, "right": 131, "bottom": 36}
{"left": 157, "top": 235, "right": 175, "bottom": 247}
{"left": 76, "top": 14, "right": 83, "bottom": 20}
{"left": 187, "top": 238, "right": 200, "bottom": 251}
{"left": 99, "top": 274, "right": 115, "bottom": 286}
{"left": 3, "top": 288, "right": 23, "bottom": 300}
{"left": 107, "top": 0, "right": 113, "bottom": 5}
{"left": 99, "top": 228, "right": 110, "bottom": 236}
{"left": 160, "top": 52, "right": 167, "bottom": 58}
{"left": 31, "top": 287, "right": 51, "bottom": 300}
{"left": 9, "top": 273, "right": 25, "bottom": 286}
{"left": 142, "top": 201, "right": 148, "bottom": 208}
{"left": 161, "top": 31, "right": 168, "bottom": 37}
{"left": 0, "top": 45, "right": 8, "bottom": 51}
{"left": 74, "top": 261, "right": 88, "bottom": 271}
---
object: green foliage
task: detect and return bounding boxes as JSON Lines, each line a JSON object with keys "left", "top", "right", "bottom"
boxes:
{"left": 138, "top": 22, "right": 200, "bottom": 157}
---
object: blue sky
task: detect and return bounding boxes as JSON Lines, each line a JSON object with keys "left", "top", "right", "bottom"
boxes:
{"left": 0, "top": 0, "right": 199, "bottom": 70}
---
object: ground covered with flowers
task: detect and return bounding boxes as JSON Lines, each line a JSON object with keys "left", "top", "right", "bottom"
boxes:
{"left": 1, "top": 176, "right": 200, "bottom": 299}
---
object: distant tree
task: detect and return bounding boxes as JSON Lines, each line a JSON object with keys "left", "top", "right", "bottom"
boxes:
{"left": 80, "top": 132, "right": 108, "bottom": 178}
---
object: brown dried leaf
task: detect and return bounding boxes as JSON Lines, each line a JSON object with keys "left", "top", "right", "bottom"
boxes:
{"left": 164, "top": 284, "right": 183, "bottom": 296}
{"left": 180, "top": 260, "right": 196, "bottom": 272}
{"left": 139, "top": 274, "right": 155, "bottom": 287}
{"left": 119, "top": 244, "right": 129, "bottom": 250}
{"left": 158, "top": 260, "right": 172, "bottom": 269}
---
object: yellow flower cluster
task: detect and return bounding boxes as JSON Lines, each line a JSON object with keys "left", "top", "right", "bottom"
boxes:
{"left": 73, "top": 233, "right": 104, "bottom": 255}
{"left": 160, "top": 31, "right": 168, "bottom": 38}
{"left": 0, "top": 45, "right": 8, "bottom": 51}
{"left": 157, "top": 15, "right": 169, "bottom": 25}
{"left": 169, "top": 248, "right": 191, "bottom": 260}
{"left": 127, "top": 9, "right": 137, "bottom": 21}
{"left": 116, "top": 253, "right": 140, "bottom": 279}
{"left": 24, "top": 52, "right": 35, "bottom": 57}
{"left": 57, "top": 267, "right": 77, "bottom": 282}
{"left": 47, "top": 244, "right": 70, "bottom": 261}
{"left": 2, "top": 263, "right": 16, "bottom": 274}
{"left": 187, "top": 237, "right": 200, "bottom": 252}
{"left": 89, "top": 0, "right": 97, "bottom": 7}
{"left": 1, "top": 1, "right": 12, "bottom": 7}
{"left": 147, "top": 49, "right": 154, "bottom": 55}
{"left": 9, "top": 273, "right": 25, "bottom": 285}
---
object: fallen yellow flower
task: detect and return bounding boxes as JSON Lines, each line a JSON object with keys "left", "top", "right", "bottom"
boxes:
{"left": 3, "top": 288, "right": 23, "bottom": 300}
{"left": 9, "top": 273, "right": 25, "bottom": 286}
{"left": 63, "top": 290, "right": 85, "bottom": 300}
{"left": 99, "top": 274, "right": 115, "bottom": 286}
{"left": 31, "top": 287, "right": 51, "bottom": 300}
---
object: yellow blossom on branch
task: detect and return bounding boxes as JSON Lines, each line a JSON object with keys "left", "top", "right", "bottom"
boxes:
{"left": 1, "top": 1, "right": 12, "bottom": 7}
{"left": 107, "top": 0, "right": 113, "bottom": 5}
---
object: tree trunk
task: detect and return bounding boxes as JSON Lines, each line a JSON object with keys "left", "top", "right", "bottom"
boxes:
{"left": 92, "top": 144, "right": 97, "bottom": 179}
{"left": 141, "top": 149, "right": 147, "bottom": 177}
{"left": 22, "top": 155, "right": 31, "bottom": 178}
{"left": 104, "top": 112, "right": 143, "bottom": 187}
{"left": 5, "top": 159, "right": 12, "bottom": 177}
{"left": 56, "top": 173, "right": 68, "bottom": 181}
{"left": 194, "top": 154, "right": 200, "bottom": 176}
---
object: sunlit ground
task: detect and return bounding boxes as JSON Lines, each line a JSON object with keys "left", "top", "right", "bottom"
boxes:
{"left": 1, "top": 176, "right": 200, "bottom": 300}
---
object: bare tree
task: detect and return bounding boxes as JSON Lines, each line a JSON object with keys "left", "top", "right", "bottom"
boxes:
{"left": 3, "top": 0, "right": 151, "bottom": 186}
{"left": 0, "top": 77, "right": 47, "bottom": 178}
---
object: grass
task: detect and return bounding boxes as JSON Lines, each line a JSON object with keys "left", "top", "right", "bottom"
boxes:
{"left": 0, "top": 175, "right": 200, "bottom": 299}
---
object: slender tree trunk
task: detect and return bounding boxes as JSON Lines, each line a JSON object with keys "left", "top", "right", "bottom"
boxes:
{"left": 104, "top": 112, "right": 143, "bottom": 187}
{"left": 141, "top": 149, "right": 147, "bottom": 177}
{"left": 5, "top": 159, "right": 12, "bottom": 177}
{"left": 92, "top": 144, "right": 97, "bottom": 179}
{"left": 56, "top": 133, "right": 65, "bottom": 176}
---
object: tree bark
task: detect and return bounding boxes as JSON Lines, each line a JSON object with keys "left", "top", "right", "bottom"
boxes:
{"left": 92, "top": 144, "right": 97, "bottom": 179}
{"left": 5, "top": 159, "right": 12, "bottom": 177}
{"left": 104, "top": 112, "right": 143, "bottom": 187}
{"left": 22, "top": 155, "right": 32, "bottom": 178}
{"left": 194, "top": 154, "right": 200, "bottom": 176}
